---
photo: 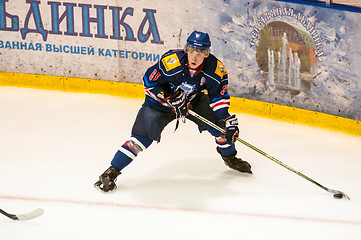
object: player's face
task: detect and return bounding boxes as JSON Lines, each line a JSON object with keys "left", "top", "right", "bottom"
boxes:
{"left": 186, "top": 47, "right": 207, "bottom": 69}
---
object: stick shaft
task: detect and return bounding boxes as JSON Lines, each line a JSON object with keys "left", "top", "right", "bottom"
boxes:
{"left": 188, "top": 109, "right": 349, "bottom": 198}
{"left": 0, "top": 209, "right": 18, "bottom": 220}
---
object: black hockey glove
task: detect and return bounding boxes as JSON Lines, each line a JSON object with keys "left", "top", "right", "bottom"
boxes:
{"left": 166, "top": 88, "right": 188, "bottom": 118}
{"left": 222, "top": 115, "right": 239, "bottom": 144}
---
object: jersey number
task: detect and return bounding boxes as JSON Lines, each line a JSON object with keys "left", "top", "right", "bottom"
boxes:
{"left": 221, "top": 85, "right": 228, "bottom": 95}
{"left": 149, "top": 69, "right": 161, "bottom": 81}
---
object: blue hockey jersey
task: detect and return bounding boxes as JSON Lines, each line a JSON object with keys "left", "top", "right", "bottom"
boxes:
{"left": 142, "top": 49, "right": 231, "bottom": 120}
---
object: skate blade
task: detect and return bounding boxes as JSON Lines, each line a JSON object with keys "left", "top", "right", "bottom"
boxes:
{"left": 244, "top": 169, "right": 253, "bottom": 174}
{"left": 94, "top": 181, "right": 117, "bottom": 193}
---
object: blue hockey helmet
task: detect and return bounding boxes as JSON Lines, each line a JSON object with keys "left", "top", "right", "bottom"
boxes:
{"left": 186, "top": 31, "right": 211, "bottom": 51}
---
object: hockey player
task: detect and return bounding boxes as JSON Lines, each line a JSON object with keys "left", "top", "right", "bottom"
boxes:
{"left": 94, "top": 30, "right": 252, "bottom": 192}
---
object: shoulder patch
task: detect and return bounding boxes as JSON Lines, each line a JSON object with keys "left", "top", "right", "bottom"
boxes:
{"left": 162, "top": 53, "right": 181, "bottom": 72}
{"left": 215, "top": 60, "right": 227, "bottom": 78}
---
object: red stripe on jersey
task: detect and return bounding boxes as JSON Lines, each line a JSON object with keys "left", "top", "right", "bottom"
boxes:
{"left": 211, "top": 100, "right": 230, "bottom": 111}
{"left": 145, "top": 88, "right": 168, "bottom": 105}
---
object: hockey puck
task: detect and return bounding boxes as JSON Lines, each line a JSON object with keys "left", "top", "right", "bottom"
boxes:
{"left": 333, "top": 193, "right": 343, "bottom": 199}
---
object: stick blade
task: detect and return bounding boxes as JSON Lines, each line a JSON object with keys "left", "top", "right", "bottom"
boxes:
{"left": 16, "top": 208, "right": 44, "bottom": 221}
{"left": 328, "top": 189, "right": 350, "bottom": 200}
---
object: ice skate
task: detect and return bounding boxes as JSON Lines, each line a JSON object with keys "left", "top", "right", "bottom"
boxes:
{"left": 94, "top": 166, "right": 121, "bottom": 192}
{"left": 217, "top": 148, "right": 252, "bottom": 174}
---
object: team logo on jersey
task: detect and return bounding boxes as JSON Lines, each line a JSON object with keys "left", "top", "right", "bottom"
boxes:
{"left": 162, "top": 53, "right": 181, "bottom": 71}
{"left": 167, "top": 58, "right": 178, "bottom": 64}
{"left": 215, "top": 60, "right": 227, "bottom": 78}
{"left": 179, "top": 82, "right": 195, "bottom": 96}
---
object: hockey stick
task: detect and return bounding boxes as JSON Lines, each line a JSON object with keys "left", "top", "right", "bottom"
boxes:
{"left": 188, "top": 109, "right": 350, "bottom": 200}
{"left": 0, "top": 208, "right": 44, "bottom": 221}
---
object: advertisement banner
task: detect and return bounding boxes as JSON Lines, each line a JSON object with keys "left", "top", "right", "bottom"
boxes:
{"left": 191, "top": 0, "right": 361, "bottom": 121}
{"left": 0, "top": 0, "right": 360, "bottom": 121}
{"left": 0, "top": 0, "right": 192, "bottom": 82}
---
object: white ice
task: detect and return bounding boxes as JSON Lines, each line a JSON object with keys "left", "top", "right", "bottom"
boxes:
{"left": 0, "top": 87, "right": 360, "bottom": 240}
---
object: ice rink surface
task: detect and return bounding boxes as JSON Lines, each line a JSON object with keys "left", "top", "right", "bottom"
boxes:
{"left": 0, "top": 87, "right": 360, "bottom": 240}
